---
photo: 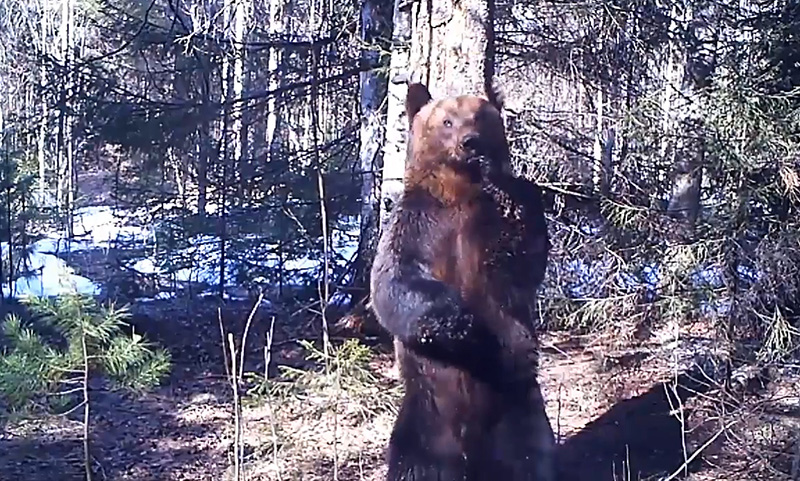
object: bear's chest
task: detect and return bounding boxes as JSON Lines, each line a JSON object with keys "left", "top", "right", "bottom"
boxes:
{"left": 438, "top": 205, "right": 516, "bottom": 296}
{"left": 441, "top": 198, "right": 544, "bottom": 327}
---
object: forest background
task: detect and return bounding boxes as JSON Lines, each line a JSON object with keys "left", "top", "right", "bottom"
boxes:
{"left": 0, "top": 0, "right": 799, "bottom": 480}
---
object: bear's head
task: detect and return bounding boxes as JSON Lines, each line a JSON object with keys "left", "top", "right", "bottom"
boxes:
{"left": 404, "top": 83, "right": 510, "bottom": 183}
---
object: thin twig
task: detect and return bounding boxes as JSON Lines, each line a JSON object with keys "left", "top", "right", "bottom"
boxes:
{"left": 662, "top": 420, "right": 738, "bottom": 481}
{"left": 239, "top": 291, "right": 264, "bottom": 380}
{"left": 53, "top": 387, "right": 85, "bottom": 396}
{"left": 264, "top": 316, "right": 276, "bottom": 380}
{"left": 228, "top": 333, "right": 241, "bottom": 481}
{"left": 218, "top": 307, "right": 231, "bottom": 380}
{"left": 56, "top": 399, "right": 87, "bottom": 418}
{"left": 556, "top": 382, "right": 562, "bottom": 445}
{"left": 263, "top": 315, "right": 281, "bottom": 480}
{"left": 306, "top": 1, "right": 337, "bottom": 476}
{"left": 663, "top": 380, "right": 689, "bottom": 477}
{"left": 81, "top": 331, "right": 92, "bottom": 481}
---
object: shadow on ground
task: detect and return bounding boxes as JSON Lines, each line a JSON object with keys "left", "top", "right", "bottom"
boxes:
{"left": 0, "top": 436, "right": 87, "bottom": 481}
{"left": 0, "top": 385, "right": 232, "bottom": 481}
{"left": 0, "top": 299, "right": 265, "bottom": 481}
{"left": 556, "top": 369, "right": 712, "bottom": 481}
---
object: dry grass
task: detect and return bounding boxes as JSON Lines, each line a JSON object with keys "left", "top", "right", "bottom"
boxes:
{"left": 223, "top": 339, "right": 402, "bottom": 481}
{"left": 682, "top": 364, "right": 800, "bottom": 481}
{"left": 1, "top": 305, "right": 797, "bottom": 481}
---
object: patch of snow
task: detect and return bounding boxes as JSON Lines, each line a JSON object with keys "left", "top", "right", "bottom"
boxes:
{"left": 129, "top": 258, "right": 164, "bottom": 275}
{"left": 126, "top": 215, "right": 362, "bottom": 296}
{"left": 134, "top": 291, "right": 177, "bottom": 303}
{"left": 0, "top": 205, "right": 152, "bottom": 299}
{"left": 0, "top": 205, "right": 365, "bottom": 304}
{"left": 0, "top": 242, "right": 100, "bottom": 299}
{"left": 641, "top": 263, "right": 661, "bottom": 287}
{"left": 64, "top": 205, "right": 155, "bottom": 251}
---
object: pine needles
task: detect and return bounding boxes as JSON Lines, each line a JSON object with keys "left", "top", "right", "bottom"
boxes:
{"left": 0, "top": 292, "right": 171, "bottom": 480}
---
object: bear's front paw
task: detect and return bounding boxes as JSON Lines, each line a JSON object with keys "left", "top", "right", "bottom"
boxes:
{"left": 465, "top": 154, "right": 494, "bottom": 181}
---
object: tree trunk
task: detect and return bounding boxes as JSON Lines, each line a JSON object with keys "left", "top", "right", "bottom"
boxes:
{"left": 231, "top": 0, "right": 250, "bottom": 205}
{"left": 55, "top": 0, "right": 68, "bottom": 215}
{"left": 218, "top": 2, "right": 235, "bottom": 296}
{"left": 197, "top": 64, "right": 211, "bottom": 218}
{"left": 409, "top": 0, "right": 496, "bottom": 98}
{"left": 66, "top": 0, "right": 75, "bottom": 232}
{"left": 378, "top": 0, "right": 413, "bottom": 226}
{"left": 592, "top": 86, "right": 613, "bottom": 196}
{"left": 355, "top": 0, "right": 393, "bottom": 302}
{"left": 379, "top": 0, "right": 497, "bottom": 225}
{"left": 180, "top": 4, "right": 211, "bottom": 216}
{"left": 666, "top": 2, "right": 717, "bottom": 239}
{"left": 58, "top": 0, "right": 75, "bottom": 236}
{"left": 37, "top": 3, "right": 51, "bottom": 204}
{"left": 265, "top": 0, "right": 284, "bottom": 154}
{"left": 171, "top": 34, "right": 191, "bottom": 208}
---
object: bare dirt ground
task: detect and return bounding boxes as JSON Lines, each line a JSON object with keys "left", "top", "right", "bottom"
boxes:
{"left": 1, "top": 296, "right": 798, "bottom": 481}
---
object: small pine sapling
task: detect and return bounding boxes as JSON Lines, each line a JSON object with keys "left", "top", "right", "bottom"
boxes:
{"left": 0, "top": 292, "right": 171, "bottom": 481}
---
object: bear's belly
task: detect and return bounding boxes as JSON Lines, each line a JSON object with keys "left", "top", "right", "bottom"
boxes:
{"left": 413, "top": 354, "right": 502, "bottom": 439}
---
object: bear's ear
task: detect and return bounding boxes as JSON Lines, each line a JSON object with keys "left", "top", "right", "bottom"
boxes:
{"left": 406, "top": 83, "right": 432, "bottom": 122}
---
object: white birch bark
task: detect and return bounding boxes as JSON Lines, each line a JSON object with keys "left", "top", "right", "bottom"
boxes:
{"left": 265, "top": 0, "right": 283, "bottom": 153}
{"left": 231, "top": 0, "right": 250, "bottom": 179}
{"left": 37, "top": 1, "right": 51, "bottom": 204}
{"left": 378, "top": 0, "right": 412, "bottom": 226}
{"left": 356, "top": 0, "right": 392, "bottom": 292}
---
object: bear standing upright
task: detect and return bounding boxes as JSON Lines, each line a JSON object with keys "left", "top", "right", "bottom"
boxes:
{"left": 370, "top": 82, "right": 555, "bottom": 481}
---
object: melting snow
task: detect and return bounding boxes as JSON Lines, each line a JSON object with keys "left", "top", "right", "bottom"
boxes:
{"left": 1, "top": 205, "right": 361, "bottom": 304}
{"left": 1, "top": 238, "right": 100, "bottom": 298}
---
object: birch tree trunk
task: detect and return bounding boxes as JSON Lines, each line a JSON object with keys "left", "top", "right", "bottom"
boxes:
{"left": 172, "top": 53, "right": 190, "bottom": 206}
{"left": 66, "top": 0, "right": 75, "bottom": 228}
{"left": 377, "top": 0, "right": 412, "bottom": 226}
{"left": 379, "top": 0, "right": 497, "bottom": 225}
{"left": 265, "top": 0, "right": 284, "bottom": 154}
{"left": 408, "top": 0, "right": 496, "bottom": 98}
{"left": 592, "top": 79, "right": 617, "bottom": 197}
{"left": 592, "top": 87, "right": 609, "bottom": 195}
{"left": 230, "top": 0, "right": 250, "bottom": 204}
{"left": 355, "top": 0, "right": 392, "bottom": 295}
{"left": 37, "top": 2, "right": 51, "bottom": 204}
{"left": 658, "top": 0, "right": 687, "bottom": 189}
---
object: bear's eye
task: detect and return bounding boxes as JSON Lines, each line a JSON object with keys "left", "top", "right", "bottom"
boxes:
{"left": 443, "top": 119, "right": 453, "bottom": 128}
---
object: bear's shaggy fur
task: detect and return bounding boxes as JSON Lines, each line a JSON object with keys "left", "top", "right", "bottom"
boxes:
{"left": 369, "top": 82, "right": 555, "bottom": 481}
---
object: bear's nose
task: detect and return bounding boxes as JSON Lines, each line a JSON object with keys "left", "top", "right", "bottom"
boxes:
{"left": 461, "top": 134, "right": 484, "bottom": 154}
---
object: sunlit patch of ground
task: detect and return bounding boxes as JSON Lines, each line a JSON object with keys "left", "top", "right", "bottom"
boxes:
{"left": 1, "top": 299, "right": 796, "bottom": 480}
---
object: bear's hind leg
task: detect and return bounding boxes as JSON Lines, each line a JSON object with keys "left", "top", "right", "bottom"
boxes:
{"left": 479, "top": 402, "right": 555, "bottom": 481}
{"left": 386, "top": 451, "right": 467, "bottom": 481}
{"left": 385, "top": 399, "right": 467, "bottom": 481}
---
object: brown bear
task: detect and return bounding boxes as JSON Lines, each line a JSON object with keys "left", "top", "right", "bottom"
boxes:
{"left": 369, "top": 82, "right": 555, "bottom": 481}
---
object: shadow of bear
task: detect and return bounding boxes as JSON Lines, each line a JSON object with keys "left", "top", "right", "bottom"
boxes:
{"left": 557, "top": 369, "right": 711, "bottom": 481}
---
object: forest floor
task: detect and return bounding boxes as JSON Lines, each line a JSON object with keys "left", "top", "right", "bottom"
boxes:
{"left": 1, "top": 293, "right": 798, "bottom": 481}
